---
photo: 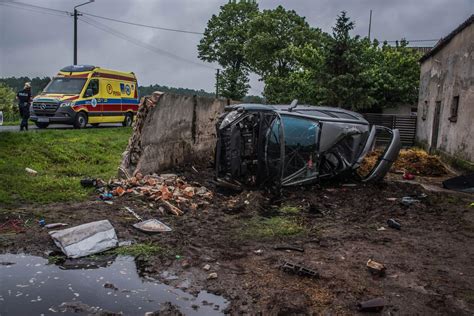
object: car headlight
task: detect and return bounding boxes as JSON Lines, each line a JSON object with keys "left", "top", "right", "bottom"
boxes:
{"left": 220, "top": 110, "right": 242, "bottom": 129}
{"left": 60, "top": 101, "right": 74, "bottom": 108}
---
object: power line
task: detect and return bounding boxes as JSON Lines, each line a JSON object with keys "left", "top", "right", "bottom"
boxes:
{"left": 78, "top": 16, "right": 215, "bottom": 70}
{"left": 384, "top": 39, "right": 439, "bottom": 43}
{"left": 1, "top": 1, "right": 71, "bottom": 15}
{"left": 81, "top": 11, "right": 204, "bottom": 35}
{"left": 0, "top": 2, "right": 71, "bottom": 18}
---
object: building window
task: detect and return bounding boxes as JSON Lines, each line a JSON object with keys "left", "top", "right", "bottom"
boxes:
{"left": 449, "top": 96, "right": 459, "bottom": 122}
{"left": 422, "top": 101, "right": 428, "bottom": 120}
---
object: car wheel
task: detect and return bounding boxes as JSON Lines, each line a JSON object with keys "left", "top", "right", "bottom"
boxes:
{"left": 123, "top": 112, "right": 133, "bottom": 127}
{"left": 91, "top": 123, "right": 100, "bottom": 127}
{"left": 35, "top": 122, "right": 49, "bottom": 129}
{"left": 74, "top": 112, "right": 88, "bottom": 129}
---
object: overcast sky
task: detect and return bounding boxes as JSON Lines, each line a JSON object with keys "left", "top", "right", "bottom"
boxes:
{"left": 0, "top": 0, "right": 472, "bottom": 95}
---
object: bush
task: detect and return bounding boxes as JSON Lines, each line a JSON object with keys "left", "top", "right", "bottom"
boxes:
{"left": 0, "top": 83, "right": 17, "bottom": 118}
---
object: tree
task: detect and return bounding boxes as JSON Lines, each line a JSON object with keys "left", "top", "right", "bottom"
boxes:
{"left": 0, "top": 83, "right": 17, "bottom": 117}
{"left": 245, "top": 6, "right": 326, "bottom": 103}
{"left": 198, "top": 0, "right": 259, "bottom": 99}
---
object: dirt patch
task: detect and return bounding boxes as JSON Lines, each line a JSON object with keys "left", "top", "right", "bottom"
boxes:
{"left": 1, "top": 168, "right": 473, "bottom": 314}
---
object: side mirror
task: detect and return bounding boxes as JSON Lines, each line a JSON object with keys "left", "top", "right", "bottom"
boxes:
{"left": 85, "top": 88, "right": 93, "bottom": 97}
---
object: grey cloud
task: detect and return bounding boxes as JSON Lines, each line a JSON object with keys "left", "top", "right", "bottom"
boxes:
{"left": 1, "top": 0, "right": 472, "bottom": 96}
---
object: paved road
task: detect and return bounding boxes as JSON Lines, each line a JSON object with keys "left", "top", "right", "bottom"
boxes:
{"left": 0, "top": 123, "right": 123, "bottom": 132}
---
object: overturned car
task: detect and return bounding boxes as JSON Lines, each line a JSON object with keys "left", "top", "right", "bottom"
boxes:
{"left": 215, "top": 102, "right": 401, "bottom": 189}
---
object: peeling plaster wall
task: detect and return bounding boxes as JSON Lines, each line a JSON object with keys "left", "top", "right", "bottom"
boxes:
{"left": 120, "top": 93, "right": 225, "bottom": 176}
{"left": 417, "top": 23, "right": 474, "bottom": 162}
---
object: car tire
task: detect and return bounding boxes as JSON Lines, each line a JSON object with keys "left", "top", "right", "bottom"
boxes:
{"left": 123, "top": 112, "right": 133, "bottom": 127}
{"left": 74, "top": 112, "right": 88, "bottom": 129}
{"left": 35, "top": 122, "right": 49, "bottom": 129}
{"left": 91, "top": 123, "right": 100, "bottom": 127}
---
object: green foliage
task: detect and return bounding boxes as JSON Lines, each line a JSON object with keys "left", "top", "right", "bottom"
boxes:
{"left": 198, "top": 0, "right": 259, "bottom": 99}
{"left": 0, "top": 76, "right": 51, "bottom": 96}
{"left": 0, "top": 128, "right": 131, "bottom": 205}
{"left": 0, "top": 83, "right": 16, "bottom": 116}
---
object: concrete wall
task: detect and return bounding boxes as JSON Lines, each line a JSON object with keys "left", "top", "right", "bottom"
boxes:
{"left": 416, "top": 23, "right": 474, "bottom": 162}
{"left": 119, "top": 93, "right": 225, "bottom": 176}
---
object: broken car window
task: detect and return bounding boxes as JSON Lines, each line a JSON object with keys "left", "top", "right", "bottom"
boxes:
{"left": 281, "top": 115, "right": 319, "bottom": 178}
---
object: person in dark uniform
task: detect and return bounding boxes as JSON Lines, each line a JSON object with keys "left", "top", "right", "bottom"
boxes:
{"left": 17, "top": 82, "right": 32, "bottom": 131}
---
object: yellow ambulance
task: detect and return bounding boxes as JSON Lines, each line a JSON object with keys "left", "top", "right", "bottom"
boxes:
{"left": 30, "top": 65, "right": 139, "bottom": 129}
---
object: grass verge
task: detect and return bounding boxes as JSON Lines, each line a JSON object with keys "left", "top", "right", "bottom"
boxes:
{"left": 239, "top": 216, "right": 306, "bottom": 240}
{"left": 0, "top": 127, "right": 131, "bottom": 205}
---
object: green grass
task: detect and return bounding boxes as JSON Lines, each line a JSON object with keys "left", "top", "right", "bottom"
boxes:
{"left": 279, "top": 205, "right": 302, "bottom": 215}
{"left": 0, "top": 127, "right": 132, "bottom": 205}
{"left": 239, "top": 216, "right": 306, "bottom": 240}
{"left": 1, "top": 119, "right": 20, "bottom": 126}
{"left": 109, "top": 243, "right": 163, "bottom": 258}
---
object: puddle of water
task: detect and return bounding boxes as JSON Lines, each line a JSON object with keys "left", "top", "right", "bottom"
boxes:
{"left": 0, "top": 254, "right": 228, "bottom": 315}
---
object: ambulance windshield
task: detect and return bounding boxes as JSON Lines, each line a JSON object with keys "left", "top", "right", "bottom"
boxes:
{"left": 44, "top": 77, "right": 87, "bottom": 95}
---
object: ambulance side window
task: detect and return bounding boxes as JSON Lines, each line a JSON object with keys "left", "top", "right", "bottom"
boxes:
{"left": 84, "top": 79, "right": 99, "bottom": 97}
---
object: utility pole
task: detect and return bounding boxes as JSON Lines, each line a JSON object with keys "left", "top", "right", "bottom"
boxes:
{"left": 215, "top": 69, "right": 220, "bottom": 98}
{"left": 368, "top": 9, "right": 372, "bottom": 41}
{"left": 73, "top": 0, "right": 95, "bottom": 65}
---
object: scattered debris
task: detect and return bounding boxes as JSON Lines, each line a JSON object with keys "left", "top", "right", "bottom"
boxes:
{"left": 0, "top": 219, "right": 25, "bottom": 233}
{"left": 387, "top": 219, "right": 401, "bottom": 230}
{"left": 203, "top": 264, "right": 211, "bottom": 271}
{"left": 470, "top": 202, "right": 474, "bottom": 207}
{"left": 49, "top": 220, "right": 118, "bottom": 258}
{"left": 342, "top": 183, "right": 357, "bottom": 187}
{"left": 400, "top": 196, "right": 420, "bottom": 206}
{"left": 366, "top": 259, "right": 386, "bottom": 276}
{"left": 104, "top": 173, "right": 211, "bottom": 216}
{"left": 38, "top": 219, "right": 46, "bottom": 227}
{"left": 442, "top": 173, "right": 474, "bottom": 193}
{"left": 118, "top": 240, "right": 133, "bottom": 247}
{"left": 124, "top": 206, "right": 143, "bottom": 221}
{"left": 44, "top": 223, "right": 68, "bottom": 229}
{"left": 274, "top": 245, "right": 304, "bottom": 252}
{"left": 280, "top": 261, "right": 319, "bottom": 278}
{"left": 377, "top": 227, "right": 386, "bottom": 231}
{"left": 253, "top": 249, "right": 264, "bottom": 255}
{"left": 402, "top": 171, "right": 415, "bottom": 180}
{"left": 80, "top": 178, "right": 97, "bottom": 188}
{"left": 386, "top": 197, "right": 398, "bottom": 201}
{"left": 133, "top": 219, "right": 172, "bottom": 233}
{"left": 25, "top": 167, "right": 38, "bottom": 176}
{"left": 207, "top": 272, "right": 218, "bottom": 280}
{"left": 99, "top": 193, "right": 113, "bottom": 200}
{"left": 357, "top": 297, "right": 385, "bottom": 312}
{"left": 103, "top": 200, "right": 114, "bottom": 205}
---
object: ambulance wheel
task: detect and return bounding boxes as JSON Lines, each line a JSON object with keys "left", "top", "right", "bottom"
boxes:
{"left": 123, "top": 112, "right": 133, "bottom": 127}
{"left": 74, "top": 112, "right": 88, "bottom": 129}
{"left": 35, "top": 122, "right": 49, "bottom": 129}
{"left": 91, "top": 123, "right": 100, "bottom": 127}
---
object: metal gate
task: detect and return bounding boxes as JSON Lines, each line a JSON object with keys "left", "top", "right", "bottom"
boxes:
{"left": 363, "top": 113, "right": 417, "bottom": 147}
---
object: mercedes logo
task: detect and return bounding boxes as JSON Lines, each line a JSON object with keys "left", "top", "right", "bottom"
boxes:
{"left": 41, "top": 103, "right": 46, "bottom": 110}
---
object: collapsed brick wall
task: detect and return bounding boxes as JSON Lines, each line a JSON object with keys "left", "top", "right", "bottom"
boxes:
{"left": 119, "top": 93, "right": 226, "bottom": 178}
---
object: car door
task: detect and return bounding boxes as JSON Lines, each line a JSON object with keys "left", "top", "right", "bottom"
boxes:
{"left": 82, "top": 79, "right": 101, "bottom": 118}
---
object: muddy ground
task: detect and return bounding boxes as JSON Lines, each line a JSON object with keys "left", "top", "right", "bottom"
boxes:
{"left": 1, "top": 168, "right": 474, "bottom": 315}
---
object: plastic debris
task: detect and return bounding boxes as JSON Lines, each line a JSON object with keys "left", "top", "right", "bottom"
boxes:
{"left": 203, "top": 264, "right": 211, "bottom": 271}
{"left": 49, "top": 220, "right": 118, "bottom": 258}
{"left": 357, "top": 297, "right": 385, "bottom": 312}
{"left": 44, "top": 223, "right": 68, "bottom": 229}
{"left": 387, "top": 218, "right": 401, "bottom": 230}
{"left": 25, "top": 168, "right": 38, "bottom": 176}
{"left": 207, "top": 272, "right": 218, "bottom": 280}
{"left": 401, "top": 196, "right": 420, "bottom": 206}
{"left": 80, "top": 178, "right": 97, "bottom": 188}
{"left": 124, "top": 206, "right": 142, "bottom": 221}
{"left": 403, "top": 171, "right": 415, "bottom": 180}
{"left": 274, "top": 245, "right": 304, "bottom": 252}
{"left": 99, "top": 193, "right": 113, "bottom": 200}
{"left": 38, "top": 219, "right": 46, "bottom": 227}
{"left": 133, "top": 219, "right": 172, "bottom": 233}
{"left": 366, "top": 259, "right": 386, "bottom": 276}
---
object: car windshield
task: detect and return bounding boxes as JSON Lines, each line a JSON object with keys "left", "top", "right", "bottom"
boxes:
{"left": 43, "top": 78, "right": 87, "bottom": 94}
{"left": 281, "top": 115, "right": 319, "bottom": 181}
